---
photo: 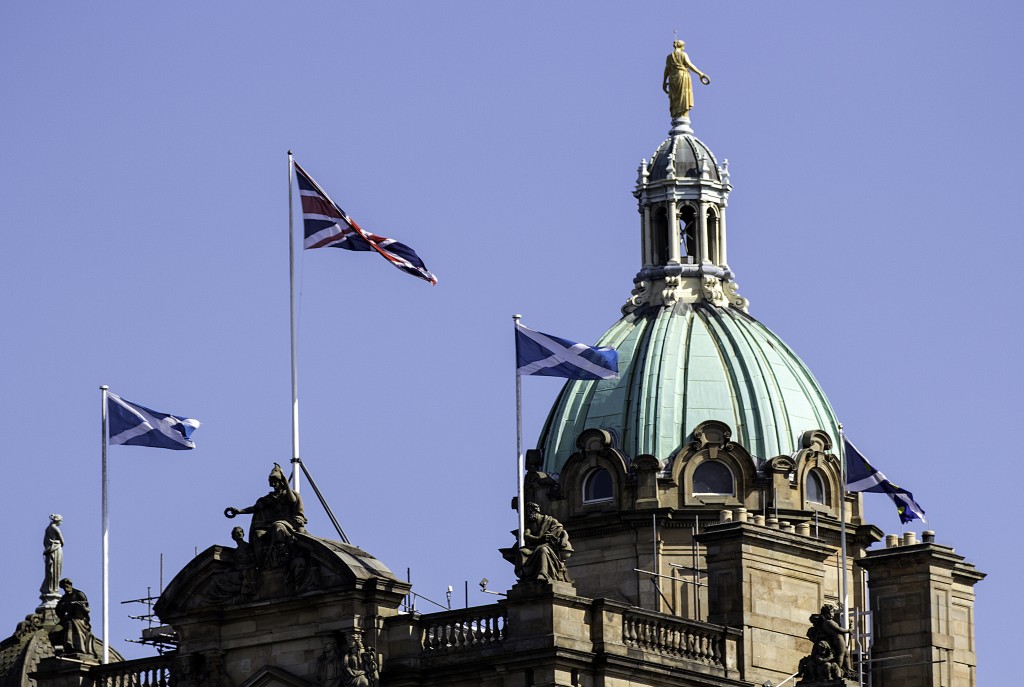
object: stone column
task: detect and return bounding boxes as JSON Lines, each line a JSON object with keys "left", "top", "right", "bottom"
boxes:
{"left": 698, "top": 202, "right": 710, "bottom": 264}
{"left": 667, "top": 201, "right": 680, "bottom": 263}
{"left": 718, "top": 208, "right": 728, "bottom": 267}
{"left": 641, "top": 204, "right": 651, "bottom": 267}
{"left": 858, "top": 534, "right": 985, "bottom": 687}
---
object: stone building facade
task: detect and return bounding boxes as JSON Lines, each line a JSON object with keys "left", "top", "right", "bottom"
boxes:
{"left": 4, "top": 44, "right": 984, "bottom": 687}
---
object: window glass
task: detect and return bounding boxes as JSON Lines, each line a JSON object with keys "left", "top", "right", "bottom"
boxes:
{"left": 807, "top": 471, "right": 826, "bottom": 504}
{"left": 693, "top": 461, "right": 733, "bottom": 495}
{"left": 583, "top": 468, "right": 613, "bottom": 503}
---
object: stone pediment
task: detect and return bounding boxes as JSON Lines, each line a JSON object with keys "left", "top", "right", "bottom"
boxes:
{"left": 155, "top": 532, "right": 407, "bottom": 617}
{"left": 239, "top": 665, "right": 312, "bottom": 687}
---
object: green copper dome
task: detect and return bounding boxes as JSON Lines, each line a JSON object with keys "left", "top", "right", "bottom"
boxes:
{"left": 537, "top": 302, "right": 838, "bottom": 473}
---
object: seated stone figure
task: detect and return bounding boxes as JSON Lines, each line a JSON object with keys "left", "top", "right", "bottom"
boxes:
{"left": 798, "top": 640, "right": 842, "bottom": 683}
{"left": 512, "top": 503, "right": 573, "bottom": 583}
{"left": 54, "top": 579, "right": 96, "bottom": 657}
{"left": 226, "top": 463, "right": 306, "bottom": 568}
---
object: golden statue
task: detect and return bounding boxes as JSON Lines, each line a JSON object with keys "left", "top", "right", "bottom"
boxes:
{"left": 663, "top": 39, "right": 710, "bottom": 118}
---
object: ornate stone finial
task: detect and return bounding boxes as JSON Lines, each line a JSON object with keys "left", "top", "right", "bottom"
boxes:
{"left": 662, "top": 39, "right": 710, "bottom": 120}
{"left": 665, "top": 139, "right": 677, "bottom": 181}
{"left": 719, "top": 158, "right": 731, "bottom": 186}
{"left": 636, "top": 159, "right": 649, "bottom": 188}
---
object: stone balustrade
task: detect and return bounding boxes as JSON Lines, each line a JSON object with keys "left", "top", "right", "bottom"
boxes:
{"left": 420, "top": 605, "right": 508, "bottom": 654}
{"left": 622, "top": 609, "right": 726, "bottom": 666}
{"left": 90, "top": 653, "right": 174, "bottom": 687}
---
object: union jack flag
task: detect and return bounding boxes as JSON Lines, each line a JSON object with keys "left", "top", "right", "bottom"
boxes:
{"left": 294, "top": 160, "right": 437, "bottom": 285}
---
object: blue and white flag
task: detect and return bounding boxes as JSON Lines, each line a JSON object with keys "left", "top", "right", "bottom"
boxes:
{"left": 515, "top": 322, "right": 619, "bottom": 380}
{"left": 107, "top": 392, "right": 200, "bottom": 450}
{"left": 844, "top": 436, "right": 925, "bottom": 524}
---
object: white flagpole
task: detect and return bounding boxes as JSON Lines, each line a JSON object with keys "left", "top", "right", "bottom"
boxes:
{"left": 513, "top": 314, "right": 525, "bottom": 548}
{"left": 288, "top": 151, "right": 301, "bottom": 494}
{"left": 838, "top": 423, "right": 849, "bottom": 630}
{"left": 99, "top": 385, "right": 110, "bottom": 664}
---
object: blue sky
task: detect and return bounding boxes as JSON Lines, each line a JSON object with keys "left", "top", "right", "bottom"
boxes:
{"left": 2, "top": 2, "right": 1021, "bottom": 681}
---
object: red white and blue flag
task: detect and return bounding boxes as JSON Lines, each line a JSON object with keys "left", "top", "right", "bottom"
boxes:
{"left": 294, "top": 160, "right": 437, "bottom": 285}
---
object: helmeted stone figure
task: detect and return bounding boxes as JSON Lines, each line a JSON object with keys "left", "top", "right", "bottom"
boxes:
{"left": 663, "top": 39, "right": 710, "bottom": 118}
{"left": 225, "top": 463, "right": 306, "bottom": 567}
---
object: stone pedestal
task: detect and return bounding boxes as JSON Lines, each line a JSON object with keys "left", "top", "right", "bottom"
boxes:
{"left": 699, "top": 521, "right": 833, "bottom": 687}
{"left": 31, "top": 656, "right": 98, "bottom": 687}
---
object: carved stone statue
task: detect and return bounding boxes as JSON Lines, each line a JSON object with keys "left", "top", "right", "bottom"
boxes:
{"left": 798, "top": 603, "right": 852, "bottom": 682}
{"left": 512, "top": 503, "right": 573, "bottom": 583}
{"left": 225, "top": 463, "right": 306, "bottom": 568}
{"left": 40, "top": 514, "right": 64, "bottom": 602}
{"left": 14, "top": 613, "right": 42, "bottom": 640}
{"left": 337, "top": 632, "right": 377, "bottom": 687}
{"left": 317, "top": 635, "right": 344, "bottom": 687}
{"left": 663, "top": 39, "right": 710, "bottom": 118}
{"left": 206, "top": 526, "right": 257, "bottom": 602}
{"left": 798, "top": 640, "right": 843, "bottom": 683}
{"left": 54, "top": 578, "right": 96, "bottom": 657}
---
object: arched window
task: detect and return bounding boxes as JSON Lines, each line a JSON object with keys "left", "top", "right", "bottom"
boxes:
{"left": 807, "top": 471, "right": 827, "bottom": 505}
{"left": 679, "top": 204, "right": 697, "bottom": 262}
{"left": 652, "top": 208, "right": 669, "bottom": 265}
{"left": 706, "top": 208, "right": 719, "bottom": 265}
{"left": 692, "top": 461, "right": 734, "bottom": 496}
{"left": 583, "top": 468, "right": 614, "bottom": 503}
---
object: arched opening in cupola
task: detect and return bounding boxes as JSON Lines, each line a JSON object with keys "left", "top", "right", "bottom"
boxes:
{"left": 652, "top": 207, "right": 669, "bottom": 265}
{"left": 706, "top": 207, "right": 720, "bottom": 265}
{"left": 679, "top": 204, "right": 697, "bottom": 263}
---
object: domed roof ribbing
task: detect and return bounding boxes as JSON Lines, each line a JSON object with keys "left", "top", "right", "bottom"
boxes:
{"left": 646, "top": 132, "right": 722, "bottom": 183}
{"left": 538, "top": 302, "right": 838, "bottom": 473}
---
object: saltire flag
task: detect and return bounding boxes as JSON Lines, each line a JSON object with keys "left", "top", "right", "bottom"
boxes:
{"left": 844, "top": 436, "right": 925, "bottom": 524}
{"left": 294, "top": 160, "right": 437, "bottom": 285}
{"left": 515, "top": 322, "right": 619, "bottom": 380}
{"left": 107, "top": 392, "right": 200, "bottom": 450}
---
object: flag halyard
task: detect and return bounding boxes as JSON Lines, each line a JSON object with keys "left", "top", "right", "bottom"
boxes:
{"left": 294, "top": 161, "right": 437, "bottom": 285}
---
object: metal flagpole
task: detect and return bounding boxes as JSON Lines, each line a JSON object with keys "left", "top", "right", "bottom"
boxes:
{"left": 99, "top": 385, "right": 110, "bottom": 664}
{"left": 838, "top": 423, "right": 850, "bottom": 631}
{"left": 288, "top": 150, "right": 301, "bottom": 494}
{"left": 513, "top": 314, "right": 525, "bottom": 548}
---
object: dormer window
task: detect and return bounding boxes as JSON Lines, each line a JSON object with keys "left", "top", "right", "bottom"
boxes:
{"left": 807, "top": 470, "right": 827, "bottom": 505}
{"left": 692, "top": 461, "right": 734, "bottom": 496}
{"left": 583, "top": 468, "right": 614, "bottom": 503}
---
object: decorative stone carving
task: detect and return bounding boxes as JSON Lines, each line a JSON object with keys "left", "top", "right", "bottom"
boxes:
{"left": 798, "top": 640, "right": 843, "bottom": 683}
{"left": 53, "top": 579, "right": 96, "bottom": 657}
{"left": 508, "top": 503, "right": 573, "bottom": 583}
{"left": 332, "top": 632, "right": 377, "bottom": 687}
{"left": 13, "top": 614, "right": 42, "bottom": 640}
{"left": 766, "top": 455, "right": 797, "bottom": 474}
{"left": 225, "top": 463, "right": 307, "bottom": 570}
{"left": 701, "top": 276, "right": 726, "bottom": 306}
{"left": 797, "top": 603, "right": 852, "bottom": 682}
{"left": 722, "top": 280, "right": 749, "bottom": 312}
{"left": 205, "top": 527, "right": 257, "bottom": 602}
{"left": 662, "top": 274, "right": 682, "bottom": 306}
{"left": 622, "top": 279, "right": 652, "bottom": 314}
